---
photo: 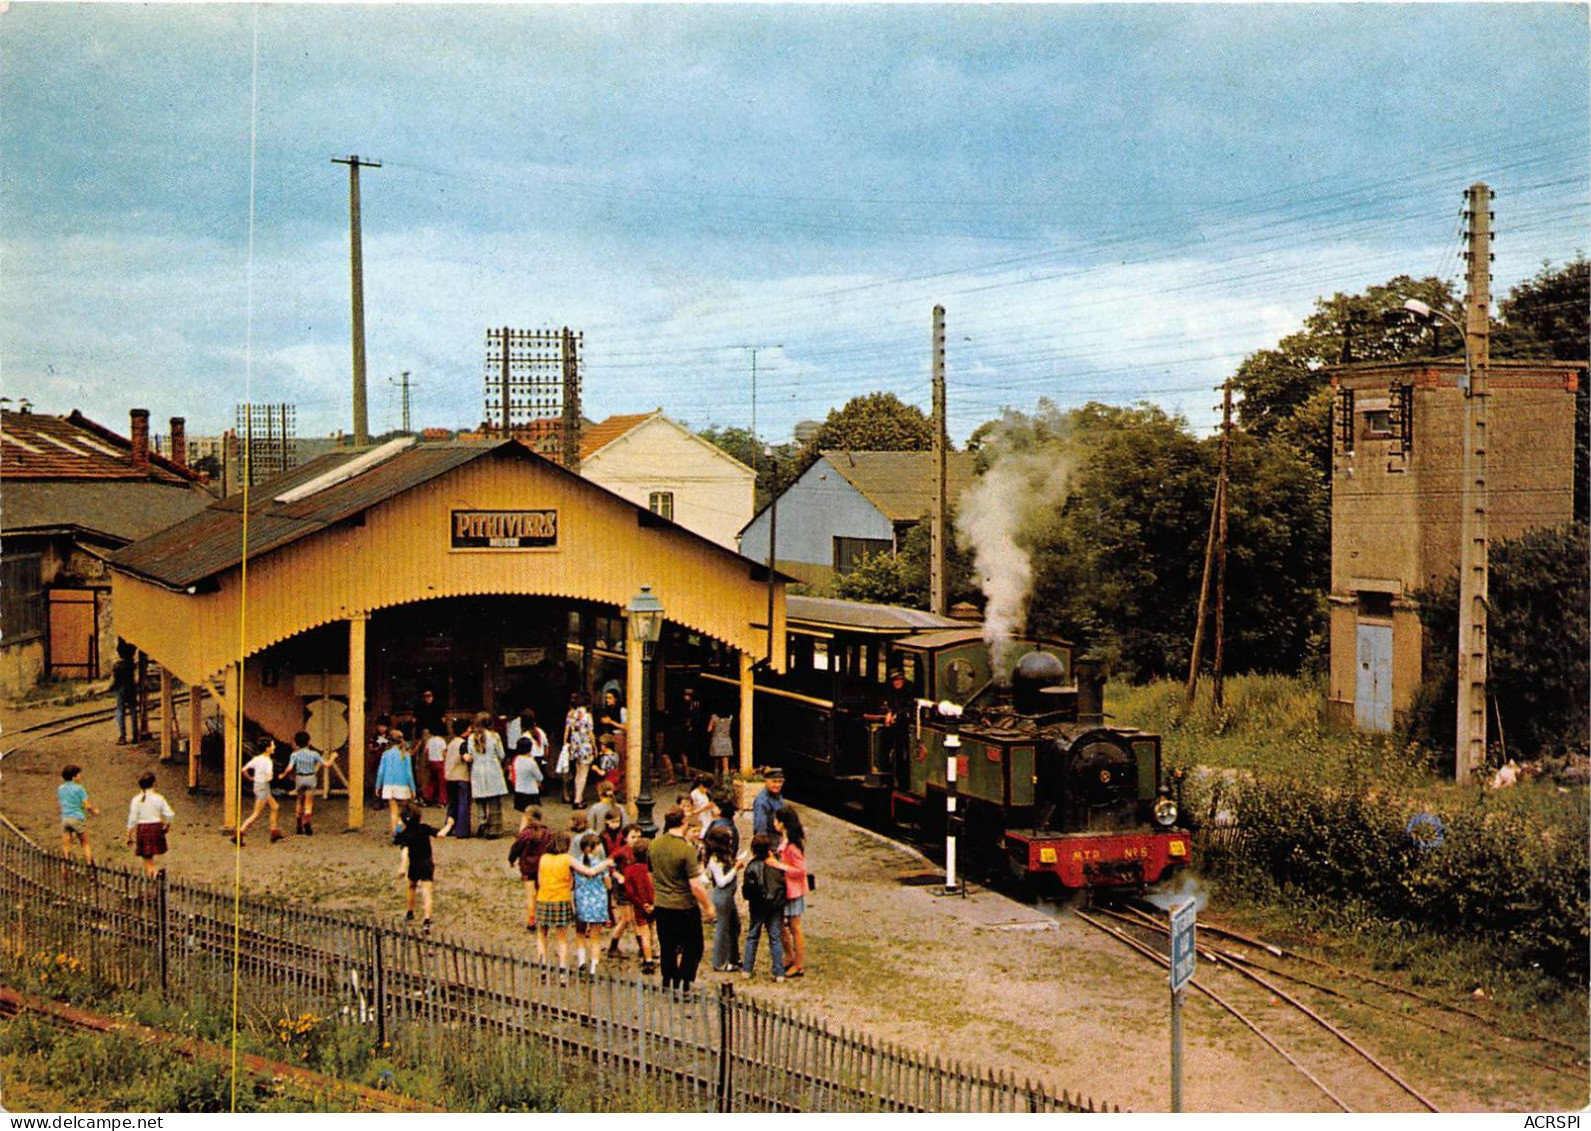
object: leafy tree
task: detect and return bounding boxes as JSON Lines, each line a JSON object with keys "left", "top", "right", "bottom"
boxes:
{"left": 1231, "top": 275, "right": 1456, "bottom": 474}
{"left": 693, "top": 424, "right": 801, "bottom": 510}
{"left": 963, "top": 400, "right": 1327, "bottom": 680}
{"left": 1409, "top": 523, "right": 1590, "bottom": 761}
{"left": 832, "top": 508, "right": 978, "bottom": 609}
{"left": 808, "top": 391, "right": 935, "bottom": 453}
{"left": 1497, "top": 256, "right": 1589, "bottom": 362}
{"left": 1496, "top": 257, "right": 1590, "bottom": 521}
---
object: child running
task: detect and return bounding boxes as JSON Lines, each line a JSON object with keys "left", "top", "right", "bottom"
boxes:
{"left": 58, "top": 765, "right": 99, "bottom": 865}
{"left": 281, "top": 731, "right": 330, "bottom": 836}
{"left": 236, "top": 739, "right": 283, "bottom": 844}
{"left": 393, "top": 800, "right": 454, "bottom": 935}
{"left": 572, "top": 832, "right": 617, "bottom": 974}
{"left": 604, "top": 822, "right": 641, "bottom": 961}
{"left": 125, "top": 772, "right": 175, "bottom": 879}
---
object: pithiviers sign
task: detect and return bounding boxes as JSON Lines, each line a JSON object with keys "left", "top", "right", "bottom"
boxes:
{"left": 451, "top": 509, "right": 558, "bottom": 549}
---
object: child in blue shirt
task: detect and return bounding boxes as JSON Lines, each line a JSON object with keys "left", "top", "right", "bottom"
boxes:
{"left": 58, "top": 764, "right": 100, "bottom": 865}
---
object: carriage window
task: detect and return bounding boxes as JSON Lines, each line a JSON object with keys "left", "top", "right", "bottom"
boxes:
{"left": 812, "top": 640, "right": 830, "bottom": 671}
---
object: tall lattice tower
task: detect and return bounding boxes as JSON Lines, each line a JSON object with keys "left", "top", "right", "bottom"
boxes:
{"left": 483, "top": 326, "right": 583, "bottom": 470}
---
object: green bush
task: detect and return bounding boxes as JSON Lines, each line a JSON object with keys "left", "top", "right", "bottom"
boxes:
{"left": 1201, "top": 773, "right": 1589, "bottom": 985}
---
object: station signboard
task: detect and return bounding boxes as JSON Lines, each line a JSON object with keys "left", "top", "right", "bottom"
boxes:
{"left": 1170, "top": 900, "right": 1197, "bottom": 992}
{"left": 452, "top": 509, "right": 558, "bottom": 549}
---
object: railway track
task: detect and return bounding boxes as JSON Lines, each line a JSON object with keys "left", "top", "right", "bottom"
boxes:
{"left": 3, "top": 693, "right": 194, "bottom": 750}
{"left": 1075, "top": 903, "right": 1442, "bottom": 1112}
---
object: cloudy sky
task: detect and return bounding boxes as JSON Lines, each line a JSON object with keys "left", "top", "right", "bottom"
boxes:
{"left": 3, "top": 3, "right": 1587, "bottom": 446}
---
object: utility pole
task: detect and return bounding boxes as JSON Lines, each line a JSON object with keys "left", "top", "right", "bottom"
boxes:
{"left": 930, "top": 305, "right": 948, "bottom": 615}
{"left": 1455, "top": 183, "right": 1493, "bottom": 784}
{"left": 390, "top": 371, "right": 413, "bottom": 434}
{"left": 1211, "top": 379, "right": 1233, "bottom": 709}
{"left": 500, "top": 326, "right": 513, "bottom": 435}
{"left": 561, "top": 327, "right": 582, "bottom": 472}
{"left": 735, "top": 344, "right": 781, "bottom": 445}
{"left": 1186, "top": 381, "right": 1231, "bottom": 702}
{"left": 333, "top": 154, "right": 380, "bottom": 447}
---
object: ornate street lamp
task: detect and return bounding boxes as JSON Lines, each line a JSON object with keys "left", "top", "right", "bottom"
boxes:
{"left": 628, "top": 585, "right": 664, "bottom": 835}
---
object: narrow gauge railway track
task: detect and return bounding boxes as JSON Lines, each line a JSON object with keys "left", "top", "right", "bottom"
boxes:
{"left": 1183, "top": 912, "right": 1588, "bottom": 1070}
{"left": 3, "top": 693, "right": 194, "bottom": 749}
{"left": 1075, "top": 906, "right": 1439, "bottom": 1112}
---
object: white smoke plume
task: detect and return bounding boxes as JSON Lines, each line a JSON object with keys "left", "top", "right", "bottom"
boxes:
{"left": 955, "top": 411, "right": 1076, "bottom": 681}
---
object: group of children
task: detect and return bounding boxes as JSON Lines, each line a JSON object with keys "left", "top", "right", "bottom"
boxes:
{"left": 236, "top": 731, "right": 332, "bottom": 843}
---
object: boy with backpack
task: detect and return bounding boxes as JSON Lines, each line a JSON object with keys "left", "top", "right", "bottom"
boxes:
{"left": 740, "top": 833, "right": 787, "bottom": 982}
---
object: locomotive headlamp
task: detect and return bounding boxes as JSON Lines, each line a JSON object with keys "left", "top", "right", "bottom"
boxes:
{"left": 936, "top": 701, "right": 964, "bottom": 719}
{"left": 1153, "top": 794, "right": 1179, "bottom": 828}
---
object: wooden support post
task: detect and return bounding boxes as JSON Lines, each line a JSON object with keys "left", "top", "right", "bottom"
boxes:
{"left": 159, "top": 668, "right": 175, "bottom": 763}
{"left": 187, "top": 682, "right": 204, "bottom": 791}
{"left": 626, "top": 629, "right": 644, "bottom": 806}
{"left": 222, "top": 662, "right": 241, "bottom": 831}
{"left": 738, "top": 650, "right": 756, "bottom": 775}
{"left": 347, "top": 613, "right": 368, "bottom": 830}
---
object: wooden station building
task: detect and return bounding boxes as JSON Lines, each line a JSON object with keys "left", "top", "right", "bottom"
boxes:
{"left": 108, "top": 438, "right": 787, "bottom": 829}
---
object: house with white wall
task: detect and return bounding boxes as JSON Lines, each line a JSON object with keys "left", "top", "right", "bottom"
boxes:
{"left": 575, "top": 411, "right": 755, "bottom": 550}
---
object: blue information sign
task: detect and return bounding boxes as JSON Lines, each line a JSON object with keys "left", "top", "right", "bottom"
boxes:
{"left": 1169, "top": 900, "right": 1197, "bottom": 992}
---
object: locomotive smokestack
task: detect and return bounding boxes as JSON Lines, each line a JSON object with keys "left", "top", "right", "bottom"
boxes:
{"left": 1075, "top": 656, "right": 1105, "bottom": 725}
{"left": 1012, "top": 651, "right": 1066, "bottom": 715}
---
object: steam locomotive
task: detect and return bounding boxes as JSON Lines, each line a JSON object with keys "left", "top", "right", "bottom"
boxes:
{"left": 696, "top": 595, "right": 1191, "bottom": 890}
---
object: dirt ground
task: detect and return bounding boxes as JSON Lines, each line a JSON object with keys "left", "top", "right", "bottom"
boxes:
{"left": 2, "top": 703, "right": 1583, "bottom": 1114}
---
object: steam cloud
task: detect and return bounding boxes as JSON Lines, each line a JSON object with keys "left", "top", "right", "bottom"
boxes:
{"left": 955, "top": 415, "right": 1075, "bottom": 680}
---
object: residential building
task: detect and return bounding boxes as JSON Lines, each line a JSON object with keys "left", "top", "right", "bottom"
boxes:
{"left": 739, "top": 450, "right": 977, "bottom": 588}
{"left": 538, "top": 410, "right": 755, "bottom": 550}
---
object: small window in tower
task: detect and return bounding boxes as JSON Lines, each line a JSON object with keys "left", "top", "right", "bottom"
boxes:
{"left": 1357, "top": 591, "right": 1394, "bottom": 619}
{"left": 1363, "top": 410, "right": 1394, "bottom": 438}
{"left": 648, "top": 491, "right": 674, "bottom": 521}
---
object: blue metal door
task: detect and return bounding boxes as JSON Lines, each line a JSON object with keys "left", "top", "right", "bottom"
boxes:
{"left": 1355, "top": 623, "right": 1393, "bottom": 733}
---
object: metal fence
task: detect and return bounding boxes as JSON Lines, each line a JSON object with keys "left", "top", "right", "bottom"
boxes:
{"left": 0, "top": 828, "right": 1111, "bottom": 1112}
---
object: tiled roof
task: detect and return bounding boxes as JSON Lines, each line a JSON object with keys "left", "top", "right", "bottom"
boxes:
{"left": 578, "top": 412, "right": 657, "bottom": 460}
{"left": 818, "top": 450, "right": 979, "bottom": 522}
{"left": 1, "top": 410, "right": 203, "bottom": 484}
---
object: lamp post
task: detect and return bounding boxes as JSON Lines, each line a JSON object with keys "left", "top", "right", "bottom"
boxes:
{"left": 628, "top": 585, "right": 664, "bottom": 835}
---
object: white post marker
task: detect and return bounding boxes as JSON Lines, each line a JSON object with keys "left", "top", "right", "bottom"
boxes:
{"left": 937, "top": 700, "right": 965, "bottom": 896}
{"left": 944, "top": 730, "right": 960, "bottom": 892}
{"left": 1169, "top": 899, "right": 1197, "bottom": 1112}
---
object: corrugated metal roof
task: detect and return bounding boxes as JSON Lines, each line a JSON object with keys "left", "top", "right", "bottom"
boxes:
{"left": 3, "top": 480, "right": 215, "bottom": 544}
{"left": 785, "top": 594, "right": 964, "bottom": 633}
{"left": 110, "top": 443, "right": 505, "bottom": 589}
{"left": 111, "top": 439, "right": 785, "bottom": 592}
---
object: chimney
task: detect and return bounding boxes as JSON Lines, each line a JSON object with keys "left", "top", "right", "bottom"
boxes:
{"left": 129, "top": 409, "right": 151, "bottom": 472}
{"left": 169, "top": 416, "right": 187, "bottom": 469}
